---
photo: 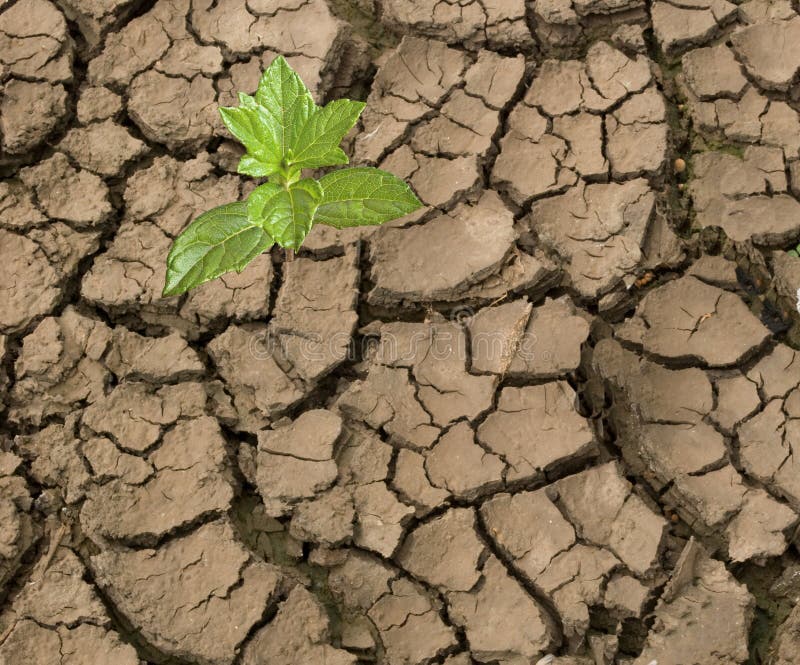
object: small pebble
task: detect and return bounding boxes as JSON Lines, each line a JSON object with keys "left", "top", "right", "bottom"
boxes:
{"left": 674, "top": 158, "right": 686, "bottom": 173}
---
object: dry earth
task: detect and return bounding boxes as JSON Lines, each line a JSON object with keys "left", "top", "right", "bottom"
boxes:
{"left": 2, "top": 0, "right": 800, "bottom": 663}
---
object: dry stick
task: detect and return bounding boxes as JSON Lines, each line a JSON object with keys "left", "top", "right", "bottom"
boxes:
{"left": 32, "top": 522, "right": 69, "bottom": 584}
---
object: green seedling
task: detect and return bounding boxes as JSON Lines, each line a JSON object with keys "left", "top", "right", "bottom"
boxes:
{"left": 162, "top": 56, "right": 422, "bottom": 297}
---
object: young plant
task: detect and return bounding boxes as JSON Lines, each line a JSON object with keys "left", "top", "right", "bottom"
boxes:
{"left": 162, "top": 56, "right": 422, "bottom": 297}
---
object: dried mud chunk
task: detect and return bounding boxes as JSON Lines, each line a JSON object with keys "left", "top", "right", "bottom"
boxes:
{"left": 128, "top": 70, "right": 219, "bottom": 151}
{"left": 464, "top": 51, "right": 526, "bottom": 110}
{"left": 605, "top": 88, "right": 668, "bottom": 179}
{"left": 242, "top": 586, "right": 356, "bottom": 665}
{"left": 710, "top": 374, "right": 760, "bottom": 434}
{"left": 336, "top": 424, "right": 392, "bottom": 487}
{"left": 425, "top": 422, "right": 504, "bottom": 500}
{"left": 0, "top": 180, "right": 47, "bottom": 230}
{"left": 82, "top": 381, "right": 206, "bottom": 453}
{"left": 0, "top": 551, "right": 139, "bottom": 665}
{"left": 604, "top": 573, "right": 650, "bottom": 617}
{"left": 773, "top": 604, "right": 800, "bottom": 665}
{"left": 91, "top": 520, "right": 284, "bottom": 665}
{"left": 747, "top": 342, "right": 800, "bottom": 400}
{"left": 0, "top": 0, "right": 71, "bottom": 83}
{"left": 411, "top": 90, "right": 500, "bottom": 158}
{"left": 585, "top": 41, "right": 653, "bottom": 108}
{"left": 0, "top": 467, "right": 34, "bottom": 592}
{"left": 725, "top": 491, "right": 797, "bottom": 562}
{"left": 81, "top": 416, "right": 235, "bottom": 545}
{"left": 353, "top": 482, "right": 415, "bottom": 557}
{"left": 468, "top": 299, "right": 532, "bottom": 375}
{"left": 0, "top": 80, "right": 67, "bottom": 154}
{"left": 81, "top": 220, "right": 171, "bottom": 312}
{"left": 379, "top": 0, "right": 531, "bottom": 48}
{"left": 124, "top": 153, "right": 241, "bottom": 237}
{"left": 255, "top": 410, "right": 341, "bottom": 516}
{"left": 739, "top": 399, "right": 800, "bottom": 507}
{"left": 59, "top": 120, "right": 148, "bottom": 177}
{"left": 617, "top": 275, "right": 770, "bottom": 366}
{"left": 530, "top": 179, "right": 655, "bottom": 300}
{"left": 337, "top": 365, "right": 439, "bottom": 449}
{"left": 289, "top": 487, "right": 354, "bottom": 546}
{"left": 689, "top": 144, "right": 799, "bottom": 238}
{"left": 391, "top": 448, "right": 449, "bottom": 516}
{"left": 681, "top": 44, "right": 748, "bottom": 100}
{"left": 82, "top": 436, "right": 153, "bottom": 484}
{"left": 686, "top": 254, "right": 740, "bottom": 289}
{"left": 369, "top": 191, "right": 516, "bottom": 306}
{"left": 536, "top": 544, "right": 620, "bottom": 646}
{"left": 369, "top": 577, "right": 457, "bottom": 665}
{"left": 651, "top": 0, "right": 736, "bottom": 57}
{"left": 56, "top": 0, "right": 134, "bottom": 47}
{"left": 380, "top": 146, "right": 481, "bottom": 209}
{"left": 395, "top": 507, "right": 484, "bottom": 591}
{"left": 327, "top": 550, "right": 395, "bottom": 611}
{"left": 508, "top": 297, "right": 590, "bottom": 379}
{"left": 87, "top": 7, "right": 170, "bottom": 85}
{"left": 15, "top": 418, "right": 90, "bottom": 504}
{"left": 551, "top": 462, "right": 667, "bottom": 575}
{"left": 491, "top": 105, "right": 577, "bottom": 204}
{"left": 481, "top": 489, "right": 577, "bottom": 581}
{"left": 20, "top": 153, "right": 112, "bottom": 227}
{"left": 180, "top": 254, "right": 273, "bottom": 332}
{"left": 76, "top": 86, "right": 122, "bottom": 123}
{"left": 635, "top": 545, "right": 753, "bottom": 664}
{"left": 1, "top": 547, "right": 102, "bottom": 623}
{"left": 0, "top": 225, "right": 99, "bottom": 334}
{"left": 640, "top": 422, "right": 727, "bottom": 480}
{"left": 106, "top": 328, "right": 204, "bottom": 382}
{"left": 414, "top": 323, "right": 497, "bottom": 426}
{"left": 209, "top": 325, "right": 304, "bottom": 432}
{"left": 689, "top": 146, "right": 799, "bottom": 244}
{"left": 8, "top": 308, "right": 111, "bottom": 425}
{"left": 477, "top": 382, "right": 596, "bottom": 484}
{"left": 271, "top": 252, "right": 359, "bottom": 381}
{"left": 156, "top": 38, "right": 224, "bottom": 78}
{"left": 192, "top": 0, "right": 347, "bottom": 64}
{"left": 354, "top": 37, "right": 467, "bottom": 164}
{"left": 731, "top": 16, "right": 800, "bottom": 91}
{"left": 447, "top": 556, "right": 557, "bottom": 663}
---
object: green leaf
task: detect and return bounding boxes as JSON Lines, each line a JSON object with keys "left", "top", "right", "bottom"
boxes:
{"left": 237, "top": 154, "right": 277, "bottom": 178}
{"left": 290, "top": 99, "right": 366, "bottom": 170}
{"left": 255, "top": 56, "right": 315, "bottom": 160}
{"left": 315, "top": 167, "right": 422, "bottom": 228}
{"left": 219, "top": 94, "right": 281, "bottom": 174}
{"left": 247, "top": 179, "right": 323, "bottom": 250}
{"left": 163, "top": 202, "right": 274, "bottom": 297}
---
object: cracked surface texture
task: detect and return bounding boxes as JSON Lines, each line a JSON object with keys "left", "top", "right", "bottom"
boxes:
{"left": 2, "top": 0, "right": 800, "bottom": 663}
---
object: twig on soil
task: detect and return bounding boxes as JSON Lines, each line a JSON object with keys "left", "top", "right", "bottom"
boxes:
{"left": 30, "top": 522, "right": 69, "bottom": 585}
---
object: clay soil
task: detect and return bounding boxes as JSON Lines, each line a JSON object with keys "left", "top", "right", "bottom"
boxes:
{"left": 3, "top": 0, "right": 800, "bottom": 663}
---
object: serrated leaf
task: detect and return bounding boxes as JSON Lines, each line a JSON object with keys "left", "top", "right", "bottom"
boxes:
{"left": 219, "top": 94, "right": 281, "bottom": 174}
{"left": 247, "top": 179, "right": 323, "bottom": 250}
{"left": 315, "top": 167, "right": 423, "bottom": 228}
{"left": 290, "top": 99, "right": 366, "bottom": 170}
{"left": 237, "top": 154, "right": 278, "bottom": 177}
{"left": 255, "top": 56, "right": 315, "bottom": 160}
{"left": 163, "top": 202, "right": 274, "bottom": 297}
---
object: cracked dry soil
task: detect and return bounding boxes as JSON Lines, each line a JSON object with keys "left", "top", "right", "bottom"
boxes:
{"left": 3, "top": 0, "right": 800, "bottom": 663}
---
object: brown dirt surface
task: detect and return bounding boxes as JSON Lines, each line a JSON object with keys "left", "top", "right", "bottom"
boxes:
{"left": 2, "top": 0, "right": 800, "bottom": 663}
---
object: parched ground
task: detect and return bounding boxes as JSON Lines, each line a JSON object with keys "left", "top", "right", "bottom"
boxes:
{"left": 2, "top": 0, "right": 800, "bottom": 663}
